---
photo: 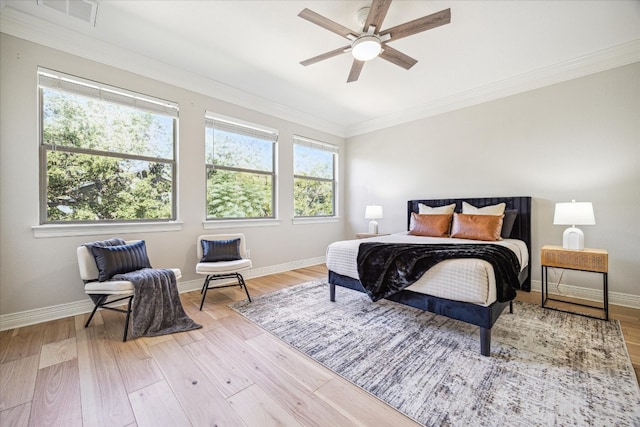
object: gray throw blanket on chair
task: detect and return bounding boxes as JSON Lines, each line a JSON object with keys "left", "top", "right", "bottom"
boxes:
{"left": 112, "top": 268, "right": 202, "bottom": 338}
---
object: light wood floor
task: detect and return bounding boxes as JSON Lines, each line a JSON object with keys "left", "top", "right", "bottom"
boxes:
{"left": 1, "top": 265, "right": 638, "bottom": 426}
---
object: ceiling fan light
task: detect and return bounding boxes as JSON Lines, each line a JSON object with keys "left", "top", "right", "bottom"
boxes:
{"left": 351, "top": 36, "right": 382, "bottom": 61}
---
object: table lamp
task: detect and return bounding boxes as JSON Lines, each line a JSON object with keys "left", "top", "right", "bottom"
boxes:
{"left": 365, "top": 205, "right": 383, "bottom": 234}
{"left": 553, "top": 200, "right": 595, "bottom": 250}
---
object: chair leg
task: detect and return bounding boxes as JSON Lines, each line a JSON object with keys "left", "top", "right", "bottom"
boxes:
{"left": 199, "top": 273, "right": 251, "bottom": 310}
{"left": 85, "top": 295, "right": 107, "bottom": 328}
{"left": 237, "top": 273, "right": 252, "bottom": 302}
{"left": 85, "top": 294, "right": 133, "bottom": 342}
{"left": 199, "top": 276, "right": 211, "bottom": 311}
{"left": 123, "top": 295, "right": 133, "bottom": 342}
{"left": 200, "top": 276, "right": 210, "bottom": 295}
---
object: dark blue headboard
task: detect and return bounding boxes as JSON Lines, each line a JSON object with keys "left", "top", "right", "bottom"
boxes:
{"left": 408, "top": 196, "right": 532, "bottom": 290}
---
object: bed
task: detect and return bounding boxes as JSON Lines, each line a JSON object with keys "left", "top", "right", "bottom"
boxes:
{"left": 326, "top": 196, "right": 532, "bottom": 356}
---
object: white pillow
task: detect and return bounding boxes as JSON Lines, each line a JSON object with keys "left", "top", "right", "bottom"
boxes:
{"left": 418, "top": 203, "right": 456, "bottom": 215}
{"left": 462, "top": 201, "right": 506, "bottom": 215}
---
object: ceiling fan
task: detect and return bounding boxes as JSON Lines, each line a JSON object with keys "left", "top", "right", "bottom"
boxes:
{"left": 298, "top": 0, "right": 451, "bottom": 83}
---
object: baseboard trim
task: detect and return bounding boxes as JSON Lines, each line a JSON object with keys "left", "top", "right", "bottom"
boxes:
{"left": 0, "top": 299, "right": 96, "bottom": 332}
{"left": 530, "top": 279, "right": 640, "bottom": 309}
{"left": 0, "top": 256, "right": 327, "bottom": 331}
{"left": 3, "top": 265, "right": 638, "bottom": 331}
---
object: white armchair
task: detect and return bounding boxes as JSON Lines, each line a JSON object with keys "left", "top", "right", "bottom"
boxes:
{"left": 77, "top": 239, "right": 181, "bottom": 341}
{"left": 196, "top": 234, "right": 252, "bottom": 310}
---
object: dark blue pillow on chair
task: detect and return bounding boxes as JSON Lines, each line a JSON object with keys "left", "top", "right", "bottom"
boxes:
{"left": 90, "top": 240, "right": 152, "bottom": 282}
{"left": 201, "top": 238, "right": 241, "bottom": 262}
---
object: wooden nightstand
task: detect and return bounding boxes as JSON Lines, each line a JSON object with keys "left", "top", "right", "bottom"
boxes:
{"left": 540, "top": 245, "right": 608, "bottom": 320}
{"left": 356, "top": 233, "right": 389, "bottom": 239}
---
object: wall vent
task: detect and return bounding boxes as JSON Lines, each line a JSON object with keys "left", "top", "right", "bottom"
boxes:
{"left": 36, "top": 0, "right": 99, "bottom": 26}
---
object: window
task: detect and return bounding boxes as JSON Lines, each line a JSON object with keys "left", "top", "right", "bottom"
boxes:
{"left": 293, "top": 136, "right": 338, "bottom": 217}
{"left": 205, "top": 115, "right": 277, "bottom": 219}
{"left": 38, "top": 69, "right": 178, "bottom": 223}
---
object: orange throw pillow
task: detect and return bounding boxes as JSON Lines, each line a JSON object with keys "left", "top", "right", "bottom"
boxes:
{"left": 450, "top": 213, "right": 504, "bottom": 241}
{"left": 409, "top": 213, "right": 453, "bottom": 237}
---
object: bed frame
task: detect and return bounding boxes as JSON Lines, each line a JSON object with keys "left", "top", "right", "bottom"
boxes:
{"left": 328, "top": 196, "right": 532, "bottom": 357}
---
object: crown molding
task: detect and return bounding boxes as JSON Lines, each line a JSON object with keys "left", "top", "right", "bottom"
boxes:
{"left": 2, "top": 5, "right": 637, "bottom": 140}
{"left": 345, "top": 39, "right": 640, "bottom": 137}
{"left": 0, "top": 6, "right": 347, "bottom": 138}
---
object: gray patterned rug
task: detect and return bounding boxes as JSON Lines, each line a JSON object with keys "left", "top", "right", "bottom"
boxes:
{"left": 230, "top": 281, "right": 640, "bottom": 426}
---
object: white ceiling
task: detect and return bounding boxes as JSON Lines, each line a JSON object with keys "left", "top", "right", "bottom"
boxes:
{"left": 1, "top": 0, "right": 639, "bottom": 137}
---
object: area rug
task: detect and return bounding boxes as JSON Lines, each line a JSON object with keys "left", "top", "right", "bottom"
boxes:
{"left": 230, "top": 281, "right": 640, "bottom": 426}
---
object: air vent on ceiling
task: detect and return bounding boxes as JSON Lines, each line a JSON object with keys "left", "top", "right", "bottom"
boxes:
{"left": 36, "top": 0, "right": 99, "bottom": 26}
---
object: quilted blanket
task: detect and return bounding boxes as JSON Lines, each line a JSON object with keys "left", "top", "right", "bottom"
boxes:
{"left": 357, "top": 243, "right": 521, "bottom": 303}
{"left": 113, "top": 268, "right": 202, "bottom": 338}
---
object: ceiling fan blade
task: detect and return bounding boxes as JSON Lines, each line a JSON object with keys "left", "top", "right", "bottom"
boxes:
{"left": 363, "top": 0, "right": 392, "bottom": 32}
{"left": 300, "top": 46, "right": 350, "bottom": 66}
{"left": 379, "top": 45, "right": 418, "bottom": 70}
{"left": 379, "top": 8, "right": 450, "bottom": 41}
{"left": 298, "top": 8, "right": 357, "bottom": 39}
{"left": 347, "top": 60, "right": 365, "bottom": 83}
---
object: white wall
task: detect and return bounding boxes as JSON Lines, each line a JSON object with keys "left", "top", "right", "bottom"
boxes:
{"left": 0, "top": 34, "right": 345, "bottom": 316}
{"left": 345, "top": 63, "right": 640, "bottom": 299}
{"left": 1, "top": 31, "right": 638, "bottom": 321}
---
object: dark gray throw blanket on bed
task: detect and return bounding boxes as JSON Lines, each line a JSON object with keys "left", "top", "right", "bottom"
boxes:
{"left": 112, "top": 268, "right": 202, "bottom": 338}
{"left": 357, "top": 243, "right": 521, "bottom": 303}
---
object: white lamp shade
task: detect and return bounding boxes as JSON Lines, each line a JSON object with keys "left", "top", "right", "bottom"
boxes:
{"left": 553, "top": 201, "right": 595, "bottom": 250}
{"left": 365, "top": 205, "right": 383, "bottom": 234}
{"left": 365, "top": 205, "right": 383, "bottom": 219}
{"left": 553, "top": 202, "right": 595, "bottom": 225}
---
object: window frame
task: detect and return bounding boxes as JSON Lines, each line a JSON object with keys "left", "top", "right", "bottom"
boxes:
{"left": 204, "top": 113, "right": 278, "bottom": 221}
{"left": 38, "top": 68, "right": 179, "bottom": 225}
{"left": 293, "top": 135, "right": 339, "bottom": 219}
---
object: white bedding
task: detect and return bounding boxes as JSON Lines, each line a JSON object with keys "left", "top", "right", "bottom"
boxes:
{"left": 326, "top": 233, "right": 529, "bottom": 307}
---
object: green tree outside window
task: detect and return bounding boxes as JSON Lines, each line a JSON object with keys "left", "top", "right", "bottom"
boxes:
{"left": 205, "top": 117, "right": 277, "bottom": 219}
{"left": 293, "top": 138, "right": 337, "bottom": 217}
{"left": 39, "top": 70, "right": 177, "bottom": 223}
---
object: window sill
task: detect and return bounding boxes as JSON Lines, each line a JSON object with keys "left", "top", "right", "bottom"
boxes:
{"left": 32, "top": 221, "right": 184, "bottom": 238}
{"left": 203, "top": 218, "right": 281, "bottom": 229}
{"left": 292, "top": 216, "right": 341, "bottom": 225}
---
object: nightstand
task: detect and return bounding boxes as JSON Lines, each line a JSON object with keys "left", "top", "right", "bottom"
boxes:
{"left": 356, "top": 233, "right": 389, "bottom": 239}
{"left": 540, "top": 245, "right": 608, "bottom": 320}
